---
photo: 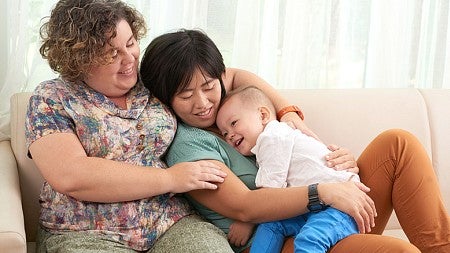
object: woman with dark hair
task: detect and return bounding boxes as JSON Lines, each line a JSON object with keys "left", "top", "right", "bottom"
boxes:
{"left": 140, "top": 29, "right": 449, "bottom": 253}
{"left": 141, "top": 29, "right": 318, "bottom": 137}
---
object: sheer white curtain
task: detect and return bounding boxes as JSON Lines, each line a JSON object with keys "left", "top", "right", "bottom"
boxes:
{"left": 236, "top": 0, "right": 450, "bottom": 89}
{"left": 1, "top": 0, "right": 449, "bottom": 140}
{"left": 0, "top": 0, "right": 56, "bottom": 141}
{"left": 365, "top": 0, "right": 450, "bottom": 88}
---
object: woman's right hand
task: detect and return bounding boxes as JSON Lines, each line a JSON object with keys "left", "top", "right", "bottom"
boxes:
{"left": 318, "top": 181, "right": 377, "bottom": 234}
{"left": 166, "top": 161, "right": 227, "bottom": 193}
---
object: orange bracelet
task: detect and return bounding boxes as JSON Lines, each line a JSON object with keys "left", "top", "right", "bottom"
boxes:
{"left": 276, "top": 105, "right": 305, "bottom": 120}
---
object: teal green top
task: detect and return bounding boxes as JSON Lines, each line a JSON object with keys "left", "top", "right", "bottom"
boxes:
{"left": 165, "top": 123, "right": 258, "bottom": 252}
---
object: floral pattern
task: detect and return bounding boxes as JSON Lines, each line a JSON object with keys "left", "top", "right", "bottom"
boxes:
{"left": 25, "top": 78, "right": 193, "bottom": 251}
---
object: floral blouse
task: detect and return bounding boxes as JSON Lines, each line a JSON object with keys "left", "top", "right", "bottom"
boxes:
{"left": 25, "top": 78, "right": 193, "bottom": 251}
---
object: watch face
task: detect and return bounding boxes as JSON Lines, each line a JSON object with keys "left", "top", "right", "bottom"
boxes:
{"left": 308, "top": 203, "right": 324, "bottom": 212}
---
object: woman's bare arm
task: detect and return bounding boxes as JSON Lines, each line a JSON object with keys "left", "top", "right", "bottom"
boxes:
{"left": 29, "top": 133, "right": 226, "bottom": 203}
{"left": 188, "top": 160, "right": 376, "bottom": 233}
{"left": 222, "top": 68, "right": 290, "bottom": 112}
{"left": 222, "top": 68, "right": 319, "bottom": 139}
{"left": 187, "top": 160, "right": 309, "bottom": 223}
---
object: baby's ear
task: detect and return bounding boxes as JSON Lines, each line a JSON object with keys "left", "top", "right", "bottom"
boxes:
{"left": 259, "top": 106, "right": 273, "bottom": 124}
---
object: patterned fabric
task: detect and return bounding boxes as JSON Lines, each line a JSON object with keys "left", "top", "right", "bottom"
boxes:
{"left": 25, "top": 78, "right": 194, "bottom": 251}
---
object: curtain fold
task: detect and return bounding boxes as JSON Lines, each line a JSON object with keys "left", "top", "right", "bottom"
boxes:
{"left": 0, "top": 0, "right": 57, "bottom": 141}
{"left": 1, "top": 0, "right": 449, "bottom": 140}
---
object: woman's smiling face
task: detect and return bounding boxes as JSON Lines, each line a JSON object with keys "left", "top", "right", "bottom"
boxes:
{"left": 171, "top": 68, "right": 223, "bottom": 128}
{"left": 83, "top": 19, "right": 140, "bottom": 98}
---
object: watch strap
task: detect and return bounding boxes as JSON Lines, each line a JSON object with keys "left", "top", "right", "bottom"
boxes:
{"left": 276, "top": 105, "right": 305, "bottom": 121}
{"left": 307, "top": 183, "right": 328, "bottom": 212}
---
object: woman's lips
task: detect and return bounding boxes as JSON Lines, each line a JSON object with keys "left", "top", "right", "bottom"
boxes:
{"left": 119, "top": 67, "right": 133, "bottom": 75}
{"left": 195, "top": 107, "right": 213, "bottom": 119}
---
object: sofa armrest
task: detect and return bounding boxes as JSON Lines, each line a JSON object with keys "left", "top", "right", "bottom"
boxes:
{"left": 0, "top": 140, "right": 26, "bottom": 253}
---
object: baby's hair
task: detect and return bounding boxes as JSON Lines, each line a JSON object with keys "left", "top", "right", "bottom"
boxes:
{"left": 222, "top": 85, "right": 276, "bottom": 114}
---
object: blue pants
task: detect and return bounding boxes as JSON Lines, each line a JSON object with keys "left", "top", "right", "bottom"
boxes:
{"left": 249, "top": 207, "right": 358, "bottom": 253}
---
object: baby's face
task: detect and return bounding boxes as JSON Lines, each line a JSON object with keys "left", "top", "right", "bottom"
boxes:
{"left": 216, "top": 96, "right": 265, "bottom": 156}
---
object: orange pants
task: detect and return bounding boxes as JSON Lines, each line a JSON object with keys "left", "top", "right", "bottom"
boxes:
{"left": 278, "top": 129, "right": 449, "bottom": 253}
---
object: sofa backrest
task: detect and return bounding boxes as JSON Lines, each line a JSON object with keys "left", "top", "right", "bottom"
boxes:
{"left": 419, "top": 89, "right": 450, "bottom": 199}
{"left": 278, "top": 89, "right": 431, "bottom": 156}
{"left": 278, "top": 88, "right": 449, "bottom": 212}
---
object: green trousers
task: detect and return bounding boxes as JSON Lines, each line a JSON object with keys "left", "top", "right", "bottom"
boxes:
{"left": 37, "top": 215, "right": 233, "bottom": 253}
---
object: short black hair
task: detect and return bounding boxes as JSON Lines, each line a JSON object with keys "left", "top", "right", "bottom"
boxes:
{"left": 140, "top": 29, "right": 226, "bottom": 106}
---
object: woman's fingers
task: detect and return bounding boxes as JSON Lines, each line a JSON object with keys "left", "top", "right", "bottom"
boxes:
{"left": 327, "top": 144, "right": 340, "bottom": 151}
{"left": 351, "top": 202, "right": 368, "bottom": 233}
{"left": 320, "top": 182, "right": 377, "bottom": 234}
{"left": 356, "top": 195, "right": 375, "bottom": 233}
{"left": 196, "top": 160, "right": 228, "bottom": 179}
{"left": 356, "top": 182, "right": 377, "bottom": 227}
{"left": 192, "top": 161, "right": 228, "bottom": 188}
{"left": 326, "top": 146, "right": 358, "bottom": 171}
{"left": 168, "top": 161, "right": 227, "bottom": 192}
{"left": 327, "top": 156, "right": 357, "bottom": 170}
{"left": 352, "top": 183, "right": 377, "bottom": 233}
{"left": 365, "top": 194, "right": 376, "bottom": 228}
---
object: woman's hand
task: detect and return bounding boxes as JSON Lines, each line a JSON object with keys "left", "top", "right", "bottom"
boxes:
{"left": 318, "top": 181, "right": 377, "bottom": 233}
{"left": 166, "top": 161, "right": 227, "bottom": 193}
{"left": 279, "top": 112, "right": 320, "bottom": 140}
{"left": 326, "top": 144, "right": 359, "bottom": 174}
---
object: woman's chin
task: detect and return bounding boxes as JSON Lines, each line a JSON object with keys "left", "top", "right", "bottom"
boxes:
{"left": 192, "top": 111, "right": 217, "bottom": 128}
{"left": 198, "top": 119, "right": 216, "bottom": 129}
{"left": 185, "top": 116, "right": 215, "bottom": 129}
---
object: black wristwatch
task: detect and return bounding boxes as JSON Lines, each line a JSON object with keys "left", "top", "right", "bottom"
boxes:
{"left": 307, "top": 183, "right": 328, "bottom": 212}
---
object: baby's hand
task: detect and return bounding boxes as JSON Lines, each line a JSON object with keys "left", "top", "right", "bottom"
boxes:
{"left": 228, "top": 221, "right": 255, "bottom": 247}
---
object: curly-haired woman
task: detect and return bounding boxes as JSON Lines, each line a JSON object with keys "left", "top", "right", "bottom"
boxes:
{"left": 28, "top": 1, "right": 232, "bottom": 252}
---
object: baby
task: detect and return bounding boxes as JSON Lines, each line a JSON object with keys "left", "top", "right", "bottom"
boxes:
{"left": 216, "top": 85, "right": 359, "bottom": 253}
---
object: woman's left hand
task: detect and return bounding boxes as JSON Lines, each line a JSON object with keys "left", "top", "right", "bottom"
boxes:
{"left": 326, "top": 144, "right": 359, "bottom": 174}
{"left": 319, "top": 181, "right": 376, "bottom": 233}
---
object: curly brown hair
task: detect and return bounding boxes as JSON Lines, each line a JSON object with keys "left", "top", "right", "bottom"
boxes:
{"left": 39, "top": 0, "right": 147, "bottom": 82}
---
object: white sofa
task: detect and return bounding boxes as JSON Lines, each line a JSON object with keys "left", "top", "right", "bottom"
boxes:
{"left": 1, "top": 89, "right": 449, "bottom": 253}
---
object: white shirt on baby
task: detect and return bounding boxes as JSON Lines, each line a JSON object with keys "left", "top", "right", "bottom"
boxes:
{"left": 251, "top": 120, "right": 359, "bottom": 188}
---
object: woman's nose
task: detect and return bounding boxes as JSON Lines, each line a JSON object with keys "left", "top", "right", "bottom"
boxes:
{"left": 123, "top": 49, "right": 136, "bottom": 64}
{"left": 194, "top": 92, "right": 209, "bottom": 107}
